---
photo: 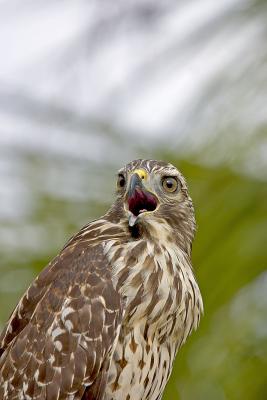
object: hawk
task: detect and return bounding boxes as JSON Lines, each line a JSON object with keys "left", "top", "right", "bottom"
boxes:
{"left": 0, "top": 159, "right": 203, "bottom": 400}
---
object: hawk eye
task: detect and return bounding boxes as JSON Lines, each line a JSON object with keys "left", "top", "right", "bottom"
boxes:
{"left": 162, "top": 176, "right": 178, "bottom": 193}
{"left": 117, "top": 174, "right": 126, "bottom": 189}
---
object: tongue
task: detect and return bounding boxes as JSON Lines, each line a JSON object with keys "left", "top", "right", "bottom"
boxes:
{"left": 128, "top": 208, "right": 149, "bottom": 226}
{"left": 128, "top": 187, "right": 157, "bottom": 217}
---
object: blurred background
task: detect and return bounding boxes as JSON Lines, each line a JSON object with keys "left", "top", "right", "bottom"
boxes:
{"left": 0, "top": 0, "right": 267, "bottom": 399}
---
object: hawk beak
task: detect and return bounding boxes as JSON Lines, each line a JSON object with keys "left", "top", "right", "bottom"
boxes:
{"left": 128, "top": 173, "right": 143, "bottom": 197}
{"left": 127, "top": 173, "right": 158, "bottom": 227}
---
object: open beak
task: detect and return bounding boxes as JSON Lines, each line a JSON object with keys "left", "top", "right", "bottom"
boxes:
{"left": 127, "top": 173, "right": 158, "bottom": 226}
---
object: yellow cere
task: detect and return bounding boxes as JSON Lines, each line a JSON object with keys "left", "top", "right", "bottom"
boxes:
{"left": 132, "top": 169, "right": 148, "bottom": 180}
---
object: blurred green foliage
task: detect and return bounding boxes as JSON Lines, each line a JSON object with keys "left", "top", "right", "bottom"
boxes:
{"left": 0, "top": 156, "right": 266, "bottom": 399}
{"left": 163, "top": 158, "right": 267, "bottom": 400}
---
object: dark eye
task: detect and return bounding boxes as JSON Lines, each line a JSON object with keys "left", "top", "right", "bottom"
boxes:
{"left": 117, "top": 174, "right": 126, "bottom": 189}
{"left": 162, "top": 176, "right": 178, "bottom": 193}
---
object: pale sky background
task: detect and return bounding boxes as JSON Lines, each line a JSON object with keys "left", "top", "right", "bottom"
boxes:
{"left": 0, "top": 0, "right": 266, "bottom": 243}
{"left": 0, "top": 0, "right": 266, "bottom": 166}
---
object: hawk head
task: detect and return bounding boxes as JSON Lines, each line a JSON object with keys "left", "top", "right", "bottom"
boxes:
{"left": 110, "top": 159, "right": 196, "bottom": 254}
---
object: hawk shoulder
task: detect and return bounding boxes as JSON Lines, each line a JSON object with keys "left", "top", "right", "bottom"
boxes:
{"left": 0, "top": 233, "right": 124, "bottom": 399}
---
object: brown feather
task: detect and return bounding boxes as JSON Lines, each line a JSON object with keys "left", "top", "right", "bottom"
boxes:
{"left": 0, "top": 159, "right": 203, "bottom": 400}
{"left": 0, "top": 241, "right": 124, "bottom": 399}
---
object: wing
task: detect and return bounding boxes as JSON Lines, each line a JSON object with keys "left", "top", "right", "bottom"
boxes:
{"left": 0, "top": 240, "right": 124, "bottom": 400}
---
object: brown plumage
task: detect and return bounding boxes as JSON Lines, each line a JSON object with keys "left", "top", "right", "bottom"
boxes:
{"left": 0, "top": 159, "right": 203, "bottom": 400}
